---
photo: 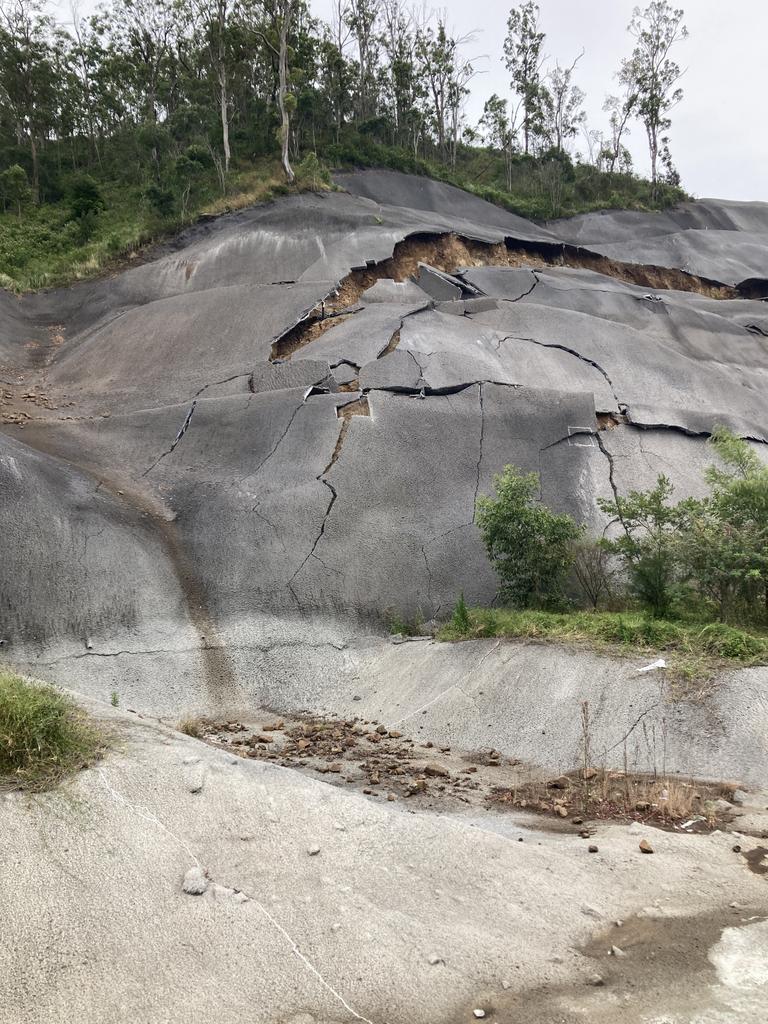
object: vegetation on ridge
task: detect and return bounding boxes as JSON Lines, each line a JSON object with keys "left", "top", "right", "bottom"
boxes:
{"left": 437, "top": 428, "right": 768, "bottom": 681}
{"left": 0, "top": 0, "right": 689, "bottom": 290}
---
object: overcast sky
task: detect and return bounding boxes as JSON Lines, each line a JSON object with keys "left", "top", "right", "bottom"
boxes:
{"left": 56, "top": 0, "right": 767, "bottom": 202}
{"left": 312, "top": 0, "right": 768, "bottom": 203}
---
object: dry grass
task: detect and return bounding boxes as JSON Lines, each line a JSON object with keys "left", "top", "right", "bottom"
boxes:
{"left": 177, "top": 716, "right": 206, "bottom": 738}
{"left": 491, "top": 766, "right": 736, "bottom": 828}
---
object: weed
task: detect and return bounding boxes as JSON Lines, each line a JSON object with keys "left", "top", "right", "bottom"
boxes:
{"left": 178, "top": 717, "right": 204, "bottom": 738}
{"left": 437, "top": 608, "right": 768, "bottom": 682}
{"left": 0, "top": 671, "right": 106, "bottom": 791}
{"left": 110, "top": 690, "right": 119, "bottom": 707}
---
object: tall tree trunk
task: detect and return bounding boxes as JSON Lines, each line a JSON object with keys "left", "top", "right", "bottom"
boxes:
{"left": 29, "top": 132, "right": 39, "bottom": 201}
{"left": 278, "top": 2, "right": 294, "bottom": 182}
{"left": 219, "top": 70, "right": 230, "bottom": 174}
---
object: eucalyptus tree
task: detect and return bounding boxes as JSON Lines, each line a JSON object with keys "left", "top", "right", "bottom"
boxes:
{"left": 503, "top": 0, "right": 545, "bottom": 155}
{"left": 0, "top": 0, "right": 58, "bottom": 196}
{"left": 541, "top": 54, "right": 586, "bottom": 154}
{"left": 620, "top": 1, "right": 687, "bottom": 192}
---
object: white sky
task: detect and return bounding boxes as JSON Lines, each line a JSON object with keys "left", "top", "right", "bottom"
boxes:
{"left": 313, "top": 0, "right": 768, "bottom": 203}
{"left": 56, "top": 0, "right": 767, "bottom": 202}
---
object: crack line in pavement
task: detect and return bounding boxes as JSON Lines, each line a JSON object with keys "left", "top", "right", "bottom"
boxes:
{"left": 142, "top": 372, "right": 252, "bottom": 477}
{"left": 390, "top": 641, "right": 502, "bottom": 728}
{"left": 472, "top": 383, "right": 485, "bottom": 522}
{"left": 97, "top": 770, "right": 376, "bottom": 1024}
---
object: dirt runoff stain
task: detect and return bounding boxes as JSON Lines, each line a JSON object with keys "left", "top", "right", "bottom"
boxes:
{"left": 448, "top": 909, "right": 767, "bottom": 1024}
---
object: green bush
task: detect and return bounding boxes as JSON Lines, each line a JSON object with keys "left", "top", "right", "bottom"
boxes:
{"left": 598, "top": 475, "right": 684, "bottom": 618}
{"left": 476, "top": 465, "right": 583, "bottom": 609}
{"left": 0, "top": 671, "right": 105, "bottom": 790}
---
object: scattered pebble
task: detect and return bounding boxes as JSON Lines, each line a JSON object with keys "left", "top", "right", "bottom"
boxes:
{"left": 307, "top": 844, "right": 321, "bottom": 856}
{"left": 639, "top": 839, "right": 654, "bottom": 854}
{"left": 588, "top": 845, "right": 599, "bottom": 853}
{"left": 473, "top": 1010, "right": 486, "bottom": 1019}
{"left": 428, "top": 955, "right": 444, "bottom": 965}
{"left": 610, "top": 945, "right": 626, "bottom": 958}
{"left": 182, "top": 865, "right": 208, "bottom": 895}
{"left": 588, "top": 974, "right": 605, "bottom": 987}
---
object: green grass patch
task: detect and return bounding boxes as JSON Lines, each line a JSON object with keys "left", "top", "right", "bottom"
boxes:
{"left": 437, "top": 608, "right": 768, "bottom": 681}
{"left": 0, "top": 157, "right": 331, "bottom": 293}
{"left": 0, "top": 671, "right": 107, "bottom": 791}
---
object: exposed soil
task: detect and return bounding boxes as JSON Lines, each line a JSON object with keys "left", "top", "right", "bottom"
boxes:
{"left": 192, "top": 711, "right": 738, "bottom": 832}
{"left": 270, "top": 229, "right": 739, "bottom": 362}
{"left": 489, "top": 767, "right": 737, "bottom": 832}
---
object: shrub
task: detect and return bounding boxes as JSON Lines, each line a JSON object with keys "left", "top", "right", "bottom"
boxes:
{"left": 0, "top": 164, "right": 32, "bottom": 216}
{"left": 0, "top": 671, "right": 105, "bottom": 790}
{"left": 450, "top": 593, "right": 471, "bottom": 635}
{"left": 68, "top": 174, "right": 105, "bottom": 221}
{"left": 598, "top": 475, "right": 684, "bottom": 618}
{"left": 476, "top": 465, "right": 583, "bottom": 609}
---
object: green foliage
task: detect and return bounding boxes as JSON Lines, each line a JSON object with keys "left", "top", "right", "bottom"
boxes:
{"left": 386, "top": 608, "right": 425, "bottom": 636}
{"left": 476, "top": 465, "right": 583, "bottom": 609}
{"left": 0, "top": 671, "right": 105, "bottom": 790}
{"left": 677, "top": 428, "right": 768, "bottom": 624}
{"left": 598, "top": 474, "right": 684, "bottom": 618}
{"left": 437, "top": 608, "right": 768, "bottom": 679}
{"left": 68, "top": 174, "right": 105, "bottom": 220}
{"left": 0, "top": 164, "right": 32, "bottom": 216}
{"left": 450, "top": 593, "right": 471, "bottom": 636}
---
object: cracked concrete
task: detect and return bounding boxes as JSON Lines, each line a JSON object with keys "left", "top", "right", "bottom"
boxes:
{"left": 4, "top": 171, "right": 768, "bottom": 1022}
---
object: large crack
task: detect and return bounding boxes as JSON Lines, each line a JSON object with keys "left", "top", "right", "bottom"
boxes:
{"left": 286, "top": 398, "right": 369, "bottom": 603}
{"left": 143, "top": 372, "right": 252, "bottom": 477}
{"left": 473, "top": 383, "right": 485, "bottom": 522}
{"left": 267, "top": 230, "right": 747, "bottom": 367}
{"left": 496, "top": 333, "right": 621, "bottom": 410}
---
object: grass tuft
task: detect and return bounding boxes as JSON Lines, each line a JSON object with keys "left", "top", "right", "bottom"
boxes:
{"left": 0, "top": 671, "right": 106, "bottom": 791}
{"left": 438, "top": 608, "right": 768, "bottom": 683}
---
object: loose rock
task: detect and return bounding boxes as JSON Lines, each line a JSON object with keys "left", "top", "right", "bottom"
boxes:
{"left": 182, "top": 865, "right": 208, "bottom": 895}
{"left": 639, "top": 839, "right": 654, "bottom": 854}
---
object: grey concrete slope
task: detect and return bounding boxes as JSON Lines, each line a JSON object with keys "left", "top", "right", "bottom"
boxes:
{"left": 3, "top": 697, "right": 767, "bottom": 1024}
{"left": 549, "top": 199, "right": 768, "bottom": 288}
{"left": 2, "top": 171, "right": 768, "bottom": 784}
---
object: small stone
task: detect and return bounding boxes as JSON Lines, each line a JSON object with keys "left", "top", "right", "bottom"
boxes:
{"left": 423, "top": 763, "right": 449, "bottom": 778}
{"left": 732, "top": 844, "right": 742, "bottom": 853}
{"left": 352, "top": 695, "right": 361, "bottom": 701}
{"left": 388, "top": 730, "right": 402, "bottom": 738}
{"left": 588, "top": 845, "right": 599, "bottom": 853}
{"left": 307, "top": 844, "right": 321, "bottom": 856}
{"left": 588, "top": 974, "right": 605, "bottom": 987}
{"left": 731, "top": 789, "right": 749, "bottom": 805}
{"left": 639, "top": 839, "right": 654, "bottom": 854}
{"left": 501, "top": 979, "right": 511, "bottom": 990}
{"left": 376, "top": 725, "right": 387, "bottom": 735}
{"left": 387, "top": 793, "right": 397, "bottom": 802}
{"left": 473, "top": 1011, "right": 486, "bottom": 1019}
{"left": 328, "top": 763, "right": 343, "bottom": 773}
{"left": 572, "top": 817, "right": 583, "bottom": 825}
{"left": 428, "top": 955, "right": 444, "bottom": 965}
{"left": 182, "top": 865, "right": 208, "bottom": 895}
{"left": 363, "top": 788, "right": 373, "bottom": 795}
{"left": 635, "top": 801, "right": 651, "bottom": 812}
{"left": 548, "top": 776, "right": 570, "bottom": 790}
{"left": 556, "top": 806, "right": 569, "bottom": 818}
{"left": 610, "top": 945, "right": 626, "bottom": 958}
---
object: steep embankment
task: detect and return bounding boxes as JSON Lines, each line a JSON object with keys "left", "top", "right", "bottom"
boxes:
{"left": 1, "top": 169, "right": 768, "bottom": 781}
